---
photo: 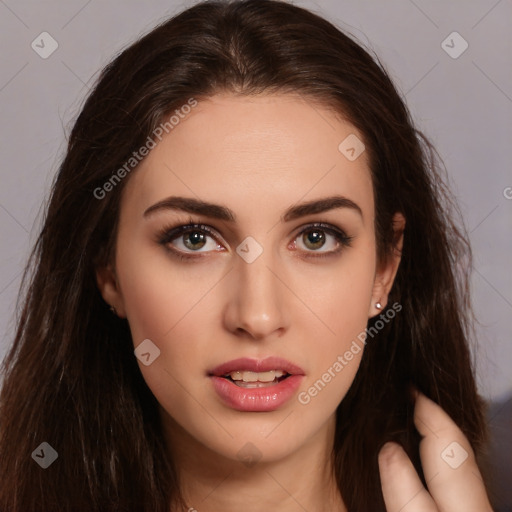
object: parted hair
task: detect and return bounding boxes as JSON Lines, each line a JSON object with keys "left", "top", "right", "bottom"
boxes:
{"left": 0, "top": 1, "right": 487, "bottom": 510}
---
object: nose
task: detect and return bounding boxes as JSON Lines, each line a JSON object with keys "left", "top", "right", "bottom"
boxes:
{"left": 222, "top": 247, "right": 289, "bottom": 341}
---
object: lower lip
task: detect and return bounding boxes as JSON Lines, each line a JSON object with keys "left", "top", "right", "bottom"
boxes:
{"left": 210, "top": 375, "right": 304, "bottom": 412}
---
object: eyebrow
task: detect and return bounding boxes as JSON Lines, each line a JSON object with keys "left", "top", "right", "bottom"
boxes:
{"left": 143, "top": 195, "right": 363, "bottom": 222}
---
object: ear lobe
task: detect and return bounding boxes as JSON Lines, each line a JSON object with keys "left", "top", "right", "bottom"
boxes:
{"left": 368, "top": 212, "right": 405, "bottom": 317}
{"left": 95, "top": 265, "right": 126, "bottom": 317}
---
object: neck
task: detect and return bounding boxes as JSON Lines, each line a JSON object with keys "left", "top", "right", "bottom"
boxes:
{"left": 160, "top": 410, "right": 348, "bottom": 512}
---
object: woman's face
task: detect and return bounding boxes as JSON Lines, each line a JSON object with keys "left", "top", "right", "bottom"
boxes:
{"left": 97, "top": 93, "right": 402, "bottom": 464}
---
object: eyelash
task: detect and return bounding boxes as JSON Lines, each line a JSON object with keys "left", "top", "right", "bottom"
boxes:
{"left": 156, "top": 217, "right": 354, "bottom": 261}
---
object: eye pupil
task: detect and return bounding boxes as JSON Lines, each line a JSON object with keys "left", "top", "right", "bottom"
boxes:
{"left": 184, "top": 231, "right": 206, "bottom": 250}
{"left": 304, "top": 230, "right": 325, "bottom": 249}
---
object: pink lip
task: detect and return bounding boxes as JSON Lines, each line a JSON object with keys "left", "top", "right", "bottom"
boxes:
{"left": 208, "top": 357, "right": 305, "bottom": 377}
{"left": 210, "top": 375, "right": 304, "bottom": 412}
{"left": 208, "top": 357, "right": 305, "bottom": 412}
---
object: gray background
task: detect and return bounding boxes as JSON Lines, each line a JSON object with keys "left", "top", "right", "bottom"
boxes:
{"left": 0, "top": 0, "right": 511, "bottom": 404}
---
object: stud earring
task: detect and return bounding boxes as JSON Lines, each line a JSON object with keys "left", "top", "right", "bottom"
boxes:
{"left": 110, "top": 305, "right": 117, "bottom": 315}
{"left": 375, "top": 302, "right": 382, "bottom": 310}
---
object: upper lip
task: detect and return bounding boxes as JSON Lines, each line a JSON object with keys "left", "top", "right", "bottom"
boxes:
{"left": 209, "top": 357, "right": 305, "bottom": 377}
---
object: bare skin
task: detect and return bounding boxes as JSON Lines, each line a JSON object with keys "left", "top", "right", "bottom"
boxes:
{"left": 379, "top": 391, "right": 493, "bottom": 512}
{"left": 96, "top": 94, "right": 492, "bottom": 511}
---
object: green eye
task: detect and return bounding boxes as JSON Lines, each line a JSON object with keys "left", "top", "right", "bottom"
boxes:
{"left": 157, "top": 221, "right": 353, "bottom": 261}
{"left": 293, "top": 223, "right": 353, "bottom": 258}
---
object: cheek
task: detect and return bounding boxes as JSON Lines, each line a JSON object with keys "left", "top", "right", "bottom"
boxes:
{"left": 116, "top": 248, "right": 216, "bottom": 422}
{"left": 295, "top": 241, "right": 375, "bottom": 406}
{"left": 115, "top": 241, "right": 219, "bottom": 344}
{"left": 115, "top": 242, "right": 222, "bottom": 409}
{"left": 297, "top": 238, "right": 376, "bottom": 348}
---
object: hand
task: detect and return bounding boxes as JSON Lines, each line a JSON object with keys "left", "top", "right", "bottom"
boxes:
{"left": 378, "top": 391, "right": 494, "bottom": 511}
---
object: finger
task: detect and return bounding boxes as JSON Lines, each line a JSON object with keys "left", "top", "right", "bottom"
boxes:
{"left": 378, "top": 441, "right": 437, "bottom": 512}
{"left": 413, "top": 392, "right": 493, "bottom": 511}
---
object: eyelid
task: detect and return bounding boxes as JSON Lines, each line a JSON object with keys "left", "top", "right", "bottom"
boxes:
{"left": 156, "top": 219, "right": 353, "bottom": 259}
{"left": 289, "top": 222, "right": 354, "bottom": 258}
{"left": 290, "top": 221, "right": 344, "bottom": 239}
{"left": 156, "top": 222, "right": 223, "bottom": 248}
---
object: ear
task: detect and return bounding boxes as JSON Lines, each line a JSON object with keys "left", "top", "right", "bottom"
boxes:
{"left": 368, "top": 212, "right": 405, "bottom": 318}
{"left": 95, "top": 264, "right": 127, "bottom": 318}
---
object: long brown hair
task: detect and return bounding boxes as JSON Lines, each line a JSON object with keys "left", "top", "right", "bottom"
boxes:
{"left": 0, "top": 1, "right": 488, "bottom": 510}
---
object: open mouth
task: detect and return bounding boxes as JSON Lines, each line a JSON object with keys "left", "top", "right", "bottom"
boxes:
{"left": 209, "top": 361, "right": 305, "bottom": 412}
{"left": 221, "top": 370, "right": 291, "bottom": 388}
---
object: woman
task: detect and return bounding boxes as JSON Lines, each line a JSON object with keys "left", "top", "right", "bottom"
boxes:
{"left": 0, "top": 0, "right": 494, "bottom": 510}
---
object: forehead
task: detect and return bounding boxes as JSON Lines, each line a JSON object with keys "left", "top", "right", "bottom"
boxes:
{"left": 122, "top": 93, "right": 374, "bottom": 223}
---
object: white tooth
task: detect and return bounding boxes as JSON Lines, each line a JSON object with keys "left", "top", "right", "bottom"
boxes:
{"left": 252, "top": 371, "right": 275, "bottom": 382}
{"left": 242, "top": 371, "right": 259, "bottom": 382}
{"left": 226, "top": 370, "right": 287, "bottom": 382}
